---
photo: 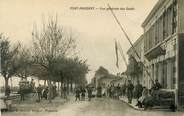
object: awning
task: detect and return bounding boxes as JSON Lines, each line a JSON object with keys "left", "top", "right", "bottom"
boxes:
{"left": 145, "top": 45, "right": 166, "bottom": 61}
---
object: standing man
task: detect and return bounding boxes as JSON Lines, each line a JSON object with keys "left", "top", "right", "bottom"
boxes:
{"left": 81, "top": 87, "right": 86, "bottom": 101}
{"left": 63, "top": 84, "right": 67, "bottom": 99}
{"left": 87, "top": 86, "right": 92, "bottom": 101}
{"left": 19, "top": 78, "right": 25, "bottom": 101}
{"left": 75, "top": 87, "right": 81, "bottom": 101}
{"left": 116, "top": 84, "right": 121, "bottom": 99}
{"left": 43, "top": 86, "right": 49, "bottom": 99}
{"left": 111, "top": 84, "right": 115, "bottom": 98}
{"left": 37, "top": 84, "right": 42, "bottom": 102}
{"left": 30, "top": 79, "right": 35, "bottom": 92}
{"left": 122, "top": 83, "right": 127, "bottom": 97}
{"left": 127, "top": 80, "right": 134, "bottom": 103}
{"left": 134, "top": 80, "right": 143, "bottom": 100}
{"left": 107, "top": 85, "right": 110, "bottom": 97}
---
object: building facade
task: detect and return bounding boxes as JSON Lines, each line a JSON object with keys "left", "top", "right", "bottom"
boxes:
{"left": 91, "top": 73, "right": 116, "bottom": 88}
{"left": 110, "top": 72, "right": 127, "bottom": 86}
{"left": 141, "top": 0, "right": 184, "bottom": 107}
{"left": 97, "top": 74, "right": 116, "bottom": 87}
{"left": 127, "top": 35, "right": 144, "bottom": 85}
{"left": 126, "top": 0, "right": 184, "bottom": 108}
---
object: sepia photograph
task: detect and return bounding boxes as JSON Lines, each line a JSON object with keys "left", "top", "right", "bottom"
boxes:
{"left": 0, "top": 0, "right": 184, "bottom": 116}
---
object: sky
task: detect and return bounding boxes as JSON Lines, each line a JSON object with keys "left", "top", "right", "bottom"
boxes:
{"left": 0, "top": 0, "right": 158, "bottom": 85}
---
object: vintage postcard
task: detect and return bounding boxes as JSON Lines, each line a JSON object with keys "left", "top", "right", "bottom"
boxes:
{"left": 0, "top": 0, "right": 184, "bottom": 116}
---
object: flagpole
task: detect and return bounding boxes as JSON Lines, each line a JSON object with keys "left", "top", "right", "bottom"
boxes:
{"left": 114, "top": 39, "right": 119, "bottom": 68}
{"left": 108, "top": 3, "right": 154, "bottom": 84}
{"left": 117, "top": 41, "right": 128, "bottom": 67}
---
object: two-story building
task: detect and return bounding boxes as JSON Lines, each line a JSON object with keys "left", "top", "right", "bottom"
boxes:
{"left": 142, "top": 0, "right": 184, "bottom": 108}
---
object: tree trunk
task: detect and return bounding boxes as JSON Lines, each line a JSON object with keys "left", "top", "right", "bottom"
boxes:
{"left": 60, "top": 72, "right": 63, "bottom": 89}
{"left": 74, "top": 81, "right": 77, "bottom": 88}
{"left": 44, "top": 80, "right": 46, "bottom": 86}
{"left": 57, "top": 82, "right": 60, "bottom": 91}
{"left": 67, "top": 78, "right": 69, "bottom": 94}
{"left": 60, "top": 81, "right": 63, "bottom": 98}
{"left": 4, "top": 77, "right": 9, "bottom": 96}
{"left": 10, "top": 77, "right": 13, "bottom": 90}
{"left": 70, "top": 79, "right": 73, "bottom": 92}
{"left": 47, "top": 80, "right": 52, "bottom": 103}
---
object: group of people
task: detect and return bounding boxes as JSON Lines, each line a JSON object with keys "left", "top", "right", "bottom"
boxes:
{"left": 75, "top": 86, "right": 93, "bottom": 101}
{"left": 17, "top": 77, "right": 163, "bottom": 108}
{"left": 105, "top": 79, "right": 162, "bottom": 108}
{"left": 87, "top": 79, "right": 162, "bottom": 108}
{"left": 106, "top": 79, "right": 162, "bottom": 104}
{"left": 18, "top": 79, "right": 59, "bottom": 102}
{"left": 136, "top": 79, "right": 162, "bottom": 108}
{"left": 36, "top": 82, "right": 60, "bottom": 102}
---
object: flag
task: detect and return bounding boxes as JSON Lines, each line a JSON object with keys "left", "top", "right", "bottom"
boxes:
{"left": 115, "top": 40, "right": 119, "bottom": 68}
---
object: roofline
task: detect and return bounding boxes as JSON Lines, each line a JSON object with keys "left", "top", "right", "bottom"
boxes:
{"left": 141, "top": 0, "right": 165, "bottom": 28}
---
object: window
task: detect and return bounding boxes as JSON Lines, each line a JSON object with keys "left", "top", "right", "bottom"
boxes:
{"left": 163, "top": 9, "right": 168, "bottom": 39}
{"left": 172, "top": 58, "right": 176, "bottom": 89}
{"left": 172, "top": 0, "right": 177, "bottom": 34}
{"left": 162, "top": 61, "right": 167, "bottom": 89}
{"left": 168, "top": 5, "right": 173, "bottom": 36}
{"left": 159, "top": 16, "right": 164, "bottom": 42}
{"left": 155, "top": 20, "right": 159, "bottom": 45}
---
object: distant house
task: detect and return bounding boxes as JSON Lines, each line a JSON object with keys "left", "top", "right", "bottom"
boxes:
{"left": 97, "top": 74, "right": 116, "bottom": 87}
{"left": 110, "top": 72, "right": 128, "bottom": 86}
{"left": 91, "top": 73, "right": 116, "bottom": 88}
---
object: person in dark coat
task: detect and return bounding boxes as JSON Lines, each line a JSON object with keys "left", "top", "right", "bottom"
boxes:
{"left": 97, "top": 86, "right": 102, "bottom": 98}
{"left": 75, "top": 87, "right": 81, "bottom": 101}
{"left": 110, "top": 85, "right": 115, "bottom": 98}
{"left": 116, "top": 84, "right": 121, "bottom": 99}
{"left": 81, "top": 87, "right": 86, "bottom": 101}
{"left": 109, "top": 85, "right": 112, "bottom": 98}
{"left": 127, "top": 80, "right": 134, "bottom": 103}
{"left": 152, "top": 79, "right": 162, "bottom": 90}
{"left": 87, "top": 87, "right": 92, "bottom": 101}
{"left": 134, "top": 80, "right": 143, "bottom": 100}
{"left": 107, "top": 85, "right": 110, "bottom": 97}
{"left": 63, "top": 84, "right": 67, "bottom": 99}
{"left": 122, "top": 83, "right": 127, "bottom": 97}
{"left": 136, "top": 86, "right": 149, "bottom": 108}
{"left": 37, "top": 84, "right": 42, "bottom": 102}
{"left": 42, "top": 86, "right": 49, "bottom": 99}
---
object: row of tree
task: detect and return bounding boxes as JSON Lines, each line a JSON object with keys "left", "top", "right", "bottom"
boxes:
{"left": 0, "top": 17, "right": 89, "bottom": 102}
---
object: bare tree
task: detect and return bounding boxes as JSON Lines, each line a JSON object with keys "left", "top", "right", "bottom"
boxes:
{"left": 32, "top": 16, "right": 76, "bottom": 102}
{"left": 0, "top": 34, "right": 20, "bottom": 96}
{"left": 15, "top": 46, "right": 33, "bottom": 79}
